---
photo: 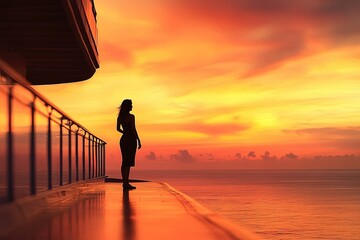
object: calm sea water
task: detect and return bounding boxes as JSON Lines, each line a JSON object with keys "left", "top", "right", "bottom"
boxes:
{"left": 109, "top": 169, "right": 360, "bottom": 240}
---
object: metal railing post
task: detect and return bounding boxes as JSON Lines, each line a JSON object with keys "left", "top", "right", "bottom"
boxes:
{"left": 59, "top": 118, "right": 63, "bottom": 186}
{"left": 92, "top": 136, "right": 95, "bottom": 178}
{"left": 88, "top": 134, "right": 91, "bottom": 179}
{"left": 68, "top": 121, "right": 72, "bottom": 183}
{"left": 82, "top": 132, "right": 85, "bottom": 180}
{"left": 95, "top": 139, "right": 98, "bottom": 177}
{"left": 47, "top": 107, "right": 52, "bottom": 190}
{"left": 99, "top": 141, "right": 101, "bottom": 177}
{"left": 30, "top": 97, "right": 36, "bottom": 195}
{"left": 102, "top": 143, "right": 104, "bottom": 176}
{"left": 7, "top": 85, "right": 14, "bottom": 201}
{"left": 103, "top": 144, "right": 106, "bottom": 176}
{"left": 97, "top": 141, "right": 100, "bottom": 177}
{"left": 98, "top": 140, "right": 101, "bottom": 177}
{"left": 75, "top": 128, "right": 79, "bottom": 181}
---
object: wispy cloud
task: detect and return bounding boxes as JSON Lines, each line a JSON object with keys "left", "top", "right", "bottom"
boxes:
{"left": 284, "top": 126, "right": 360, "bottom": 150}
{"left": 284, "top": 126, "right": 360, "bottom": 137}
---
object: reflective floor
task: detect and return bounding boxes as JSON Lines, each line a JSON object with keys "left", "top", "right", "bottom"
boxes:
{"left": 3, "top": 182, "right": 258, "bottom": 240}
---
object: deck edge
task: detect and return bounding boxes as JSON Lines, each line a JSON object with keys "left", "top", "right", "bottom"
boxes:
{"left": 160, "top": 182, "right": 263, "bottom": 240}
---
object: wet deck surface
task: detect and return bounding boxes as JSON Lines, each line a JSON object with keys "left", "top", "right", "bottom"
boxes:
{"left": 3, "top": 182, "right": 260, "bottom": 240}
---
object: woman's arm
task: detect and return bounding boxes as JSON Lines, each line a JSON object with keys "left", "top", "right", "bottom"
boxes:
{"left": 131, "top": 115, "right": 141, "bottom": 149}
{"left": 116, "top": 115, "right": 123, "bottom": 133}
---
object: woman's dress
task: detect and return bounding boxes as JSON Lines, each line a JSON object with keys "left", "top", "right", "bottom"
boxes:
{"left": 120, "top": 121, "right": 137, "bottom": 166}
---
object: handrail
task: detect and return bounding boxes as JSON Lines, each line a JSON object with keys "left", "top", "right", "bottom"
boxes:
{"left": 0, "top": 60, "right": 106, "bottom": 202}
{"left": 0, "top": 59, "right": 97, "bottom": 136}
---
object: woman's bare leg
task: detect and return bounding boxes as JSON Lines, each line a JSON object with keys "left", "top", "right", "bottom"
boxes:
{"left": 121, "top": 165, "right": 129, "bottom": 184}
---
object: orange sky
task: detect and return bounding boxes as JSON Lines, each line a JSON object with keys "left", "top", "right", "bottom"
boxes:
{"left": 35, "top": 0, "right": 360, "bottom": 170}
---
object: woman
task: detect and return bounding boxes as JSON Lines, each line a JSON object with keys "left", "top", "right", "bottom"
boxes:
{"left": 117, "top": 99, "right": 141, "bottom": 190}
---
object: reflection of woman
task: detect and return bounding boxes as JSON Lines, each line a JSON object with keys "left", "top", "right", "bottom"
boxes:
{"left": 123, "top": 189, "right": 135, "bottom": 239}
{"left": 117, "top": 99, "right": 141, "bottom": 190}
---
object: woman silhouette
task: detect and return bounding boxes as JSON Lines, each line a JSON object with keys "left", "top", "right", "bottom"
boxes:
{"left": 117, "top": 99, "right": 141, "bottom": 190}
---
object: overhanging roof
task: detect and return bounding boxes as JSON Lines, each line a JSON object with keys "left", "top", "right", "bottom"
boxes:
{"left": 0, "top": 0, "right": 99, "bottom": 84}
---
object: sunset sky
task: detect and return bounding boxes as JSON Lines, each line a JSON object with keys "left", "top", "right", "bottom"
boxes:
{"left": 35, "top": 0, "right": 360, "bottom": 170}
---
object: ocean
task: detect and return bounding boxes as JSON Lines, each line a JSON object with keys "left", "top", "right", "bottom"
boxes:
{"left": 108, "top": 169, "right": 360, "bottom": 240}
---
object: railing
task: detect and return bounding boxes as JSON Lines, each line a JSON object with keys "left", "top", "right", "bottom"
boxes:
{"left": 0, "top": 66, "right": 106, "bottom": 202}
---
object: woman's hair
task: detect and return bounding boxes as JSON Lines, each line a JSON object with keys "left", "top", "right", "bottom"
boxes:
{"left": 118, "top": 99, "right": 132, "bottom": 121}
